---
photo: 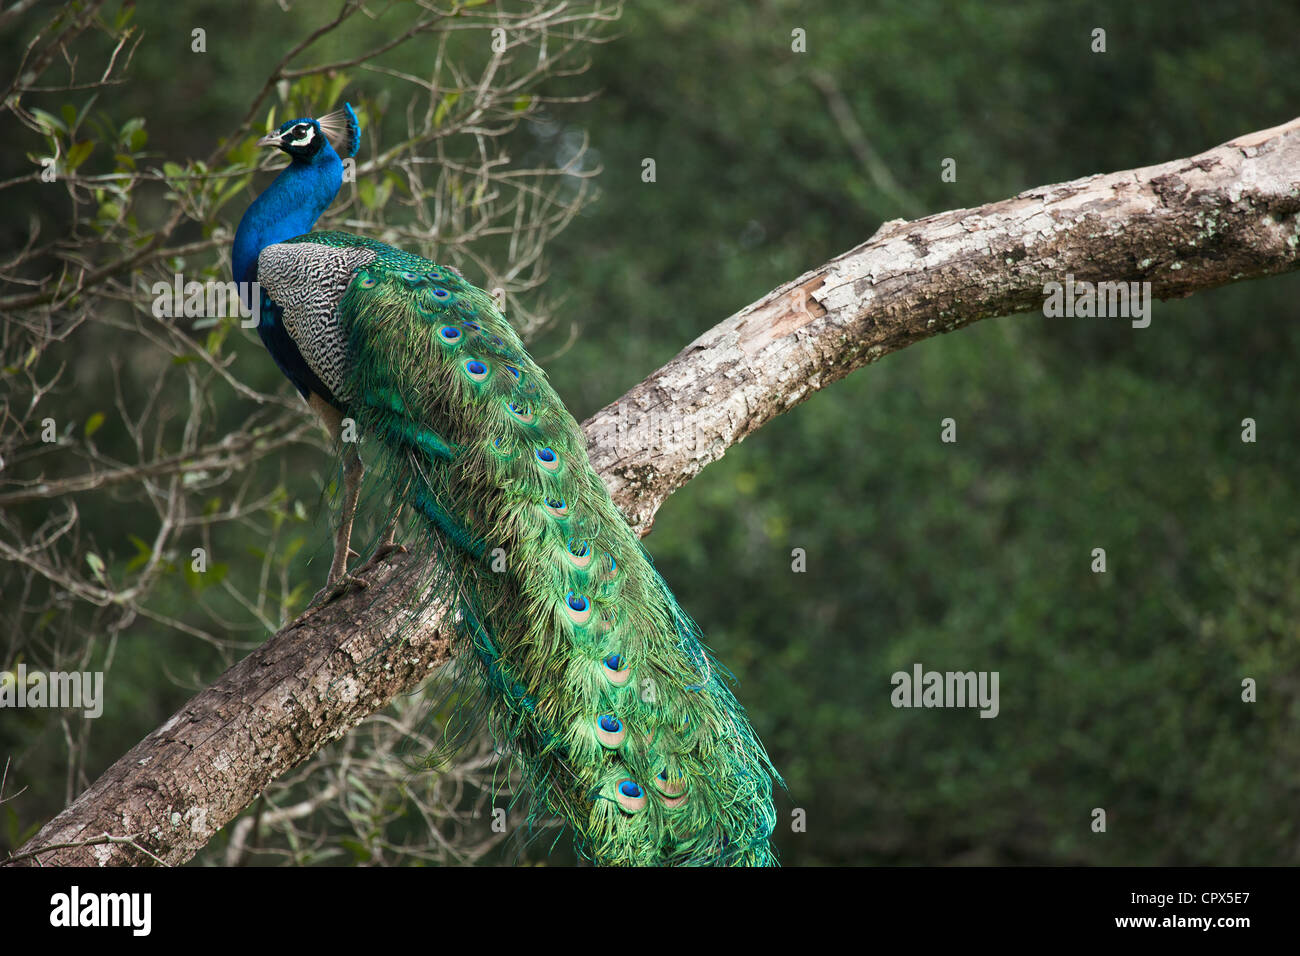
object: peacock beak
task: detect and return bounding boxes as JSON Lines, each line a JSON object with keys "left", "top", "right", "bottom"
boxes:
{"left": 256, "top": 132, "right": 284, "bottom": 148}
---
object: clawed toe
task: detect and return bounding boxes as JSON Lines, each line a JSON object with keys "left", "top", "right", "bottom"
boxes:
{"left": 371, "top": 541, "right": 408, "bottom": 563}
{"left": 311, "top": 572, "right": 371, "bottom": 606}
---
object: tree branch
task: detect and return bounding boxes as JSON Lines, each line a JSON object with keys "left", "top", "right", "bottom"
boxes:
{"left": 10, "top": 116, "right": 1300, "bottom": 867}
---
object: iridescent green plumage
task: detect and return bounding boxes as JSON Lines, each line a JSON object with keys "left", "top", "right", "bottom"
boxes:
{"left": 275, "top": 228, "right": 779, "bottom": 865}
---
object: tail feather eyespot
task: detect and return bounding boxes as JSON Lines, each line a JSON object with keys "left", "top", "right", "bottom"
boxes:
{"left": 595, "top": 714, "right": 626, "bottom": 748}
{"left": 602, "top": 653, "right": 631, "bottom": 686}
{"left": 615, "top": 779, "right": 646, "bottom": 813}
{"left": 564, "top": 591, "right": 592, "bottom": 625}
{"left": 505, "top": 399, "right": 535, "bottom": 424}
{"left": 654, "top": 768, "right": 688, "bottom": 797}
{"left": 535, "top": 446, "right": 560, "bottom": 473}
{"left": 566, "top": 538, "right": 592, "bottom": 568}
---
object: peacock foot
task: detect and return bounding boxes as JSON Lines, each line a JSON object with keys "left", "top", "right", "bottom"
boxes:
{"left": 311, "top": 572, "right": 371, "bottom": 606}
{"left": 310, "top": 543, "right": 409, "bottom": 605}
{"left": 364, "top": 540, "right": 408, "bottom": 569}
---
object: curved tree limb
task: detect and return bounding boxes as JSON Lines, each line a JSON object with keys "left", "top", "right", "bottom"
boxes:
{"left": 10, "top": 116, "right": 1300, "bottom": 867}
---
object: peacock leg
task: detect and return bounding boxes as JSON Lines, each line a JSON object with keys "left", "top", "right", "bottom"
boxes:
{"left": 329, "top": 446, "right": 364, "bottom": 582}
{"left": 308, "top": 393, "right": 368, "bottom": 604}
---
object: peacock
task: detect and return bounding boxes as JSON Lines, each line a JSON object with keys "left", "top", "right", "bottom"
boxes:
{"left": 232, "top": 104, "right": 779, "bottom": 866}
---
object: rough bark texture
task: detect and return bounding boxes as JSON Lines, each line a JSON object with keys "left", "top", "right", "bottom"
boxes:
{"left": 590, "top": 117, "right": 1300, "bottom": 531}
{"left": 10, "top": 118, "right": 1300, "bottom": 866}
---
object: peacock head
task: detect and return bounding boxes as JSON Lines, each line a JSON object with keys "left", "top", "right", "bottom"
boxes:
{"left": 256, "top": 102, "right": 361, "bottom": 163}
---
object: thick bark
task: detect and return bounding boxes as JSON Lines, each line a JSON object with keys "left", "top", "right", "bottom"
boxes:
{"left": 10, "top": 117, "right": 1300, "bottom": 866}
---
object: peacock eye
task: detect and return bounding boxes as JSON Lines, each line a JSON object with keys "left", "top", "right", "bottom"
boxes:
{"left": 563, "top": 590, "right": 592, "bottom": 625}
{"left": 505, "top": 399, "right": 534, "bottom": 425}
{"left": 534, "top": 446, "right": 560, "bottom": 472}
{"left": 654, "top": 768, "right": 687, "bottom": 797}
{"left": 601, "top": 653, "right": 632, "bottom": 687}
{"left": 595, "top": 714, "right": 626, "bottom": 749}
{"left": 615, "top": 779, "right": 647, "bottom": 813}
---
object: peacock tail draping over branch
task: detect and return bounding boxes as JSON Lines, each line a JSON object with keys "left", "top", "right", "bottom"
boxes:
{"left": 281, "top": 231, "right": 780, "bottom": 865}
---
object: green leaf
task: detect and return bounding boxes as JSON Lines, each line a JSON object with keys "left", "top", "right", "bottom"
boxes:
{"left": 513, "top": 94, "right": 533, "bottom": 112}
{"left": 280, "top": 535, "right": 306, "bottom": 565}
{"left": 85, "top": 552, "right": 107, "bottom": 583}
{"left": 204, "top": 317, "right": 230, "bottom": 355}
{"left": 125, "top": 534, "right": 152, "bottom": 573}
{"left": 357, "top": 178, "right": 376, "bottom": 209}
{"left": 84, "top": 412, "right": 105, "bottom": 437}
{"left": 340, "top": 838, "right": 370, "bottom": 863}
{"left": 285, "top": 580, "right": 311, "bottom": 611}
{"left": 162, "top": 161, "right": 184, "bottom": 179}
{"left": 433, "top": 91, "right": 461, "bottom": 129}
{"left": 120, "top": 117, "right": 147, "bottom": 152}
{"left": 211, "top": 175, "right": 251, "bottom": 216}
{"left": 325, "top": 74, "right": 351, "bottom": 112}
{"left": 66, "top": 142, "right": 93, "bottom": 169}
{"left": 30, "top": 108, "right": 66, "bottom": 135}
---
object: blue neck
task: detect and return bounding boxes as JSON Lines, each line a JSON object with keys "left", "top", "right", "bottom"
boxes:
{"left": 232, "top": 145, "right": 344, "bottom": 284}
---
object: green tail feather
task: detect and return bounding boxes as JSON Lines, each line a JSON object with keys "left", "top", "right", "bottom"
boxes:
{"left": 298, "top": 231, "right": 780, "bottom": 865}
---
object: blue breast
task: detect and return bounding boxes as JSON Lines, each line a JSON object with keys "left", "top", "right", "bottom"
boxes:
{"left": 232, "top": 142, "right": 346, "bottom": 410}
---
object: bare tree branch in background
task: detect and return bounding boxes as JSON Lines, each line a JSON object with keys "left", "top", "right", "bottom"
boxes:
{"left": 1, "top": 0, "right": 618, "bottom": 866}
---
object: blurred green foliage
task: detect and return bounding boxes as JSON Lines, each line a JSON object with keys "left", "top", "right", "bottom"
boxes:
{"left": 4, "top": 0, "right": 1299, "bottom": 865}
